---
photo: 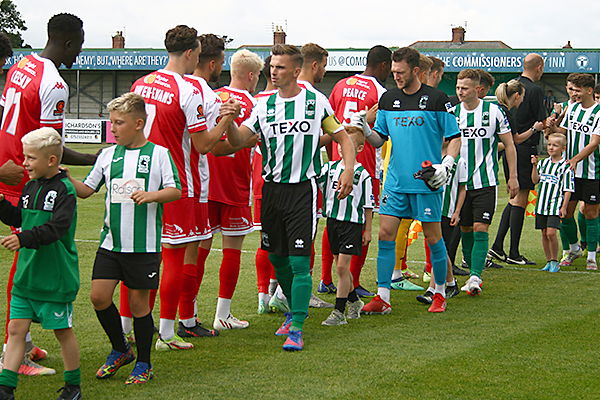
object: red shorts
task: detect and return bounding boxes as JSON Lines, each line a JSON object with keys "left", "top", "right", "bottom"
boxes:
{"left": 253, "top": 198, "right": 262, "bottom": 230}
{"left": 162, "top": 197, "right": 211, "bottom": 244}
{"left": 209, "top": 200, "right": 253, "bottom": 236}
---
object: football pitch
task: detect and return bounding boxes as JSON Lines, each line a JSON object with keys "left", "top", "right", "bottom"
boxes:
{"left": 0, "top": 144, "right": 598, "bottom": 400}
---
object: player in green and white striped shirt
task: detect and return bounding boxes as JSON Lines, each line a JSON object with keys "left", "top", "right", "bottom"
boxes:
{"left": 70, "top": 93, "right": 181, "bottom": 383}
{"left": 318, "top": 126, "right": 373, "bottom": 326}
{"left": 554, "top": 73, "right": 600, "bottom": 270}
{"left": 226, "top": 44, "right": 356, "bottom": 351}
{"left": 531, "top": 134, "right": 574, "bottom": 272}
{"left": 451, "top": 69, "right": 519, "bottom": 295}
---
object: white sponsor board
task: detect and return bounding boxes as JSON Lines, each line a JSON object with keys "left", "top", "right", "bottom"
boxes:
{"left": 64, "top": 119, "right": 103, "bottom": 143}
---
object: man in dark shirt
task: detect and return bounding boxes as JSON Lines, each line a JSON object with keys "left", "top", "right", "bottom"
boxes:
{"left": 490, "top": 53, "right": 547, "bottom": 265}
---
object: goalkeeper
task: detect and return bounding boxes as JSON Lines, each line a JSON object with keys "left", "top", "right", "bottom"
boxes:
{"left": 352, "top": 47, "right": 461, "bottom": 314}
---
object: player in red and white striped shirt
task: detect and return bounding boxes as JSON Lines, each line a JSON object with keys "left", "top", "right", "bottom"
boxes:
{"left": 0, "top": 13, "right": 94, "bottom": 376}
{"left": 321, "top": 45, "right": 391, "bottom": 298}
{"left": 207, "top": 49, "right": 263, "bottom": 330}
{"left": 127, "top": 26, "right": 237, "bottom": 350}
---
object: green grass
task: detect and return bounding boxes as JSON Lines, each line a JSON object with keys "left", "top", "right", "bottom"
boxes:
{"left": 0, "top": 144, "right": 599, "bottom": 400}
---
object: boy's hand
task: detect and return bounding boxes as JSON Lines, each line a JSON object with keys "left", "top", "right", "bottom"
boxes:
{"left": 131, "top": 191, "right": 157, "bottom": 205}
{"left": 450, "top": 212, "right": 460, "bottom": 226}
{"left": 362, "top": 229, "right": 372, "bottom": 246}
{"left": 1, "top": 234, "right": 21, "bottom": 251}
{"left": 531, "top": 155, "right": 538, "bottom": 165}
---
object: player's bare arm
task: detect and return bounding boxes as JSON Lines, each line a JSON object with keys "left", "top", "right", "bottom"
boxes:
{"left": 131, "top": 186, "right": 181, "bottom": 205}
{"left": 0, "top": 160, "right": 24, "bottom": 185}
{"left": 191, "top": 99, "right": 240, "bottom": 154}
{"left": 568, "top": 134, "right": 600, "bottom": 170}
{"left": 330, "top": 128, "right": 355, "bottom": 199}
{"left": 499, "top": 132, "right": 519, "bottom": 198}
{"left": 210, "top": 134, "right": 257, "bottom": 156}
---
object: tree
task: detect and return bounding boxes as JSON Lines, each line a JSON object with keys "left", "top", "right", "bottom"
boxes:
{"left": 0, "top": 0, "right": 29, "bottom": 48}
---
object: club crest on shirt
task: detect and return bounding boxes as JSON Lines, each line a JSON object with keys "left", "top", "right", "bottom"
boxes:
{"left": 482, "top": 111, "right": 490, "bottom": 125}
{"left": 138, "top": 155, "right": 150, "bottom": 173}
{"left": 418, "top": 95, "right": 429, "bottom": 110}
{"left": 43, "top": 190, "right": 57, "bottom": 211}
{"left": 306, "top": 99, "right": 316, "bottom": 117}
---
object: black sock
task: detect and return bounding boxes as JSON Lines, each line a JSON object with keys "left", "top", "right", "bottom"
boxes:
{"left": 335, "top": 297, "right": 348, "bottom": 313}
{"left": 509, "top": 206, "right": 526, "bottom": 258}
{"left": 492, "top": 203, "right": 512, "bottom": 252}
{"left": 348, "top": 289, "right": 359, "bottom": 302}
{"left": 95, "top": 303, "right": 129, "bottom": 353}
{"left": 133, "top": 312, "right": 154, "bottom": 364}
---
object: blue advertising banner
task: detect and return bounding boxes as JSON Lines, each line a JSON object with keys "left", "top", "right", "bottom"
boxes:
{"left": 3, "top": 48, "right": 600, "bottom": 73}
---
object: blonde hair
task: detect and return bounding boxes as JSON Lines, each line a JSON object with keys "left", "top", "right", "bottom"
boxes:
{"left": 107, "top": 92, "right": 147, "bottom": 121}
{"left": 230, "top": 49, "right": 264, "bottom": 78}
{"left": 418, "top": 54, "right": 433, "bottom": 73}
{"left": 21, "top": 127, "right": 63, "bottom": 159}
{"left": 547, "top": 133, "right": 566, "bottom": 147}
{"left": 495, "top": 79, "right": 525, "bottom": 108}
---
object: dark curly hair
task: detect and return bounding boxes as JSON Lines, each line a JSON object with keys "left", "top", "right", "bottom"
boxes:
{"left": 198, "top": 34, "right": 225, "bottom": 63}
{"left": 164, "top": 25, "right": 199, "bottom": 53}
{"left": 0, "top": 33, "right": 13, "bottom": 58}
{"left": 47, "top": 13, "right": 83, "bottom": 38}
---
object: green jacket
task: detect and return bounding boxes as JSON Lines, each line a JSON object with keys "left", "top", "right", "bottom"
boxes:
{"left": 0, "top": 170, "right": 79, "bottom": 303}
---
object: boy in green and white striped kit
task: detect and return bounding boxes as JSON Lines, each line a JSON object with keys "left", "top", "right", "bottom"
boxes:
{"left": 69, "top": 93, "right": 181, "bottom": 384}
{"left": 319, "top": 126, "right": 373, "bottom": 326}
{"left": 531, "top": 134, "right": 574, "bottom": 272}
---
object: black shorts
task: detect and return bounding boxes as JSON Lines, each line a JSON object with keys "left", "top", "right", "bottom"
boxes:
{"left": 92, "top": 248, "right": 161, "bottom": 290}
{"left": 572, "top": 178, "right": 600, "bottom": 205}
{"left": 535, "top": 214, "right": 560, "bottom": 230}
{"left": 326, "top": 218, "right": 362, "bottom": 255}
{"left": 503, "top": 144, "right": 536, "bottom": 190}
{"left": 460, "top": 186, "right": 497, "bottom": 226}
{"left": 261, "top": 180, "right": 317, "bottom": 257}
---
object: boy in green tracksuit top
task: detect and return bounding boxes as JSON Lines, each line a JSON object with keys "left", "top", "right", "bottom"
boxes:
{"left": 0, "top": 128, "right": 81, "bottom": 400}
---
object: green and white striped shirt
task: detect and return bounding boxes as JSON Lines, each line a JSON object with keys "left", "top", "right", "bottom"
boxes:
{"left": 441, "top": 156, "right": 467, "bottom": 218}
{"left": 560, "top": 102, "right": 600, "bottom": 179}
{"left": 84, "top": 142, "right": 180, "bottom": 253}
{"left": 243, "top": 87, "right": 343, "bottom": 184}
{"left": 451, "top": 100, "right": 511, "bottom": 190}
{"left": 318, "top": 160, "right": 373, "bottom": 224}
{"left": 535, "top": 156, "right": 574, "bottom": 216}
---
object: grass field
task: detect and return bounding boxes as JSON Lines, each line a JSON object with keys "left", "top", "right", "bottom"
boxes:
{"left": 0, "top": 144, "right": 598, "bottom": 400}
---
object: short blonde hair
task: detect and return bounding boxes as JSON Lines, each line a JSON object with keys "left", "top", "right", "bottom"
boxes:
{"left": 418, "top": 54, "right": 433, "bottom": 73}
{"left": 107, "top": 92, "right": 147, "bottom": 121}
{"left": 230, "top": 49, "right": 264, "bottom": 78}
{"left": 547, "top": 133, "right": 566, "bottom": 147}
{"left": 21, "top": 127, "right": 63, "bottom": 159}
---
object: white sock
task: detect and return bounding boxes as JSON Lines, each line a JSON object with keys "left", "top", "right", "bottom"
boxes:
{"left": 377, "top": 287, "right": 391, "bottom": 303}
{"left": 447, "top": 279, "right": 456, "bottom": 287}
{"left": 587, "top": 250, "right": 596, "bottom": 262}
{"left": 159, "top": 318, "right": 175, "bottom": 340}
{"left": 434, "top": 283, "right": 445, "bottom": 296}
{"left": 258, "top": 292, "right": 270, "bottom": 304}
{"left": 391, "top": 269, "right": 403, "bottom": 280}
{"left": 179, "top": 317, "right": 196, "bottom": 328}
{"left": 121, "top": 316, "right": 133, "bottom": 334}
{"left": 24, "top": 332, "right": 32, "bottom": 343}
{"left": 193, "top": 298, "right": 198, "bottom": 320}
{"left": 268, "top": 279, "right": 278, "bottom": 295}
{"left": 2, "top": 343, "right": 6, "bottom": 352}
{"left": 215, "top": 298, "right": 232, "bottom": 320}
{"left": 570, "top": 243, "right": 580, "bottom": 252}
{"left": 274, "top": 285, "right": 285, "bottom": 300}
